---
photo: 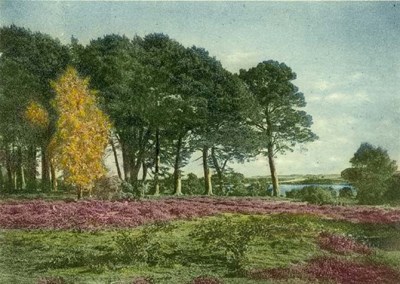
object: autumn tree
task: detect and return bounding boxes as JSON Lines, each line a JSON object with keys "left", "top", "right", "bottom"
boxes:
{"left": 50, "top": 67, "right": 111, "bottom": 199}
{"left": 239, "top": 61, "right": 318, "bottom": 197}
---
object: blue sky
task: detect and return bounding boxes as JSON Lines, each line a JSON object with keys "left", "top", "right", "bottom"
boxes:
{"left": 1, "top": 1, "right": 399, "bottom": 176}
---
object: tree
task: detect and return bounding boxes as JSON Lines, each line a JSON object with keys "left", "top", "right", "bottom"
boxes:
{"left": 239, "top": 61, "right": 318, "bottom": 197}
{"left": 50, "top": 67, "right": 111, "bottom": 199}
{"left": 0, "top": 25, "right": 70, "bottom": 190}
{"left": 341, "top": 143, "right": 397, "bottom": 204}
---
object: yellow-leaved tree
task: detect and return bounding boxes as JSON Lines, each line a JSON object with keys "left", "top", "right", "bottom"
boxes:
{"left": 25, "top": 101, "right": 49, "bottom": 128}
{"left": 50, "top": 66, "right": 111, "bottom": 199}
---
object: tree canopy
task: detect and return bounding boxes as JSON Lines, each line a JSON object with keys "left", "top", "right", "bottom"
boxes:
{"left": 341, "top": 143, "right": 398, "bottom": 204}
{"left": 239, "top": 61, "right": 318, "bottom": 196}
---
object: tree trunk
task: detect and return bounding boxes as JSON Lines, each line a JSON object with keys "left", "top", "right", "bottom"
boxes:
{"left": 16, "top": 146, "right": 25, "bottom": 190}
{"left": 142, "top": 161, "right": 148, "bottom": 182}
{"left": 0, "top": 165, "right": 4, "bottom": 191}
{"left": 110, "top": 137, "right": 122, "bottom": 179}
{"left": 202, "top": 146, "right": 213, "bottom": 195}
{"left": 26, "top": 146, "right": 37, "bottom": 188}
{"left": 5, "top": 146, "right": 13, "bottom": 190}
{"left": 173, "top": 136, "right": 183, "bottom": 195}
{"left": 211, "top": 147, "right": 224, "bottom": 194}
{"left": 77, "top": 186, "right": 82, "bottom": 199}
{"left": 267, "top": 145, "right": 279, "bottom": 197}
{"left": 153, "top": 127, "right": 160, "bottom": 195}
{"left": 41, "top": 147, "right": 50, "bottom": 189}
{"left": 121, "top": 141, "right": 131, "bottom": 182}
{"left": 50, "top": 160, "right": 57, "bottom": 191}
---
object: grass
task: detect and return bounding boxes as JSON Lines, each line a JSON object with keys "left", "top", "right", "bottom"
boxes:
{"left": 1, "top": 212, "right": 400, "bottom": 283}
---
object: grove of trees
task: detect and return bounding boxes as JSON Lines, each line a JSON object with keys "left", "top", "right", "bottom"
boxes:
{"left": 0, "top": 25, "right": 318, "bottom": 198}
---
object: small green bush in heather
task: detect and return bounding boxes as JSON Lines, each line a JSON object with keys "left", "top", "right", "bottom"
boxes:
{"left": 286, "top": 186, "right": 336, "bottom": 205}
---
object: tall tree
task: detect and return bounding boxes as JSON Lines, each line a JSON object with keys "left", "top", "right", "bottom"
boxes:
{"left": 77, "top": 34, "right": 151, "bottom": 186}
{"left": 239, "top": 61, "right": 318, "bottom": 196}
{"left": 187, "top": 48, "right": 256, "bottom": 195}
{"left": 0, "top": 25, "right": 70, "bottom": 190}
{"left": 50, "top": 67, "right": 111, "bottom": 199}
{"left": 341, "top": 143, "right": 397, "bottom": 204}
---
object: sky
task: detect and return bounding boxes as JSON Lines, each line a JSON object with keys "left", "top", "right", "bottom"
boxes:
{"left": 1, "top": 1, "right": 399, "bottom": 177}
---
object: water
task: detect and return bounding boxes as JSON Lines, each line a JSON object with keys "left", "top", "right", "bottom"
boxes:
{"left": 267, "top": 183, "right": 353, "bottom": 196}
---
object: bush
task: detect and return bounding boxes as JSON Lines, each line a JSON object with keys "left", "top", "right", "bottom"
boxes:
{"left": 286, "top": 186, "right": 336, "bottom": 205}
{"left": 339, "top": 187, "right": 354, "bottom": 199}
{"left": 183, "top": 173, "right": 204, "bottom": 195}
{"left": 383, "top": 174, "right": 400, "bottom": 203}
{"left": 114, "top": 221, "right": 177, "bottom": 266}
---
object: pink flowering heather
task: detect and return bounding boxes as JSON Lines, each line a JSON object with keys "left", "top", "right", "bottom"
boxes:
{"left": 1, "top": 197, "right": 400, "bottom": 229}
{"left": 247, "top": 257, "right": 400, "bottom": 284}
{"left": 317, "top": 232, "right": 371, "bottom": 255}
{"left": 305, "top": 257, "right": 400, "bottom": 284}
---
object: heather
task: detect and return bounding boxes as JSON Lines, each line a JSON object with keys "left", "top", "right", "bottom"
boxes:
{"left": 317, "top": 232, "right": 371, "bottom": 255}
{"left": 1, "top": 197, "right": 400, "bottom": 230}
{"left": 247, "top": 257, "right": 400, "bottom": 284}
{"left": 1, "top": 211, "right": 400, "bottom": 284}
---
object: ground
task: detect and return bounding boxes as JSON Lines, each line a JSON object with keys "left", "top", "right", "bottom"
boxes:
{"left": 0, "top": 197, "right": 399, "bottom": 283}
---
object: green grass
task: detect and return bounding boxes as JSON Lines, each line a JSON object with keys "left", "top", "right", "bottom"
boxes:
{"left": 1, "top": 214, "right": 399, "bottom": 283}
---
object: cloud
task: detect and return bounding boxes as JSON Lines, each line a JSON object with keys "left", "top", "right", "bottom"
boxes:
{"left": 313, "top": 80, "right": 336, "bottom": 91}
{"left": 217, "top": 50, "right": 262, "bottom": 72}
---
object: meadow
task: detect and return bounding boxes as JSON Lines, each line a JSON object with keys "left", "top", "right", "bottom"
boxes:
{"left": 1, "top": 197, "right": 400, "bottom": 284}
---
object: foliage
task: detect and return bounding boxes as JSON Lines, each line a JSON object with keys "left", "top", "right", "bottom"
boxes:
{"left": 239, "top": 60, "right": 318, "bottom": 196}
{"left": 183, "top": 173, "right": 204, "bottom": 195}
{"left": 286, "top": 186, "right": 336, "bottom": 205}
{"left": 115, "top": 221, "right": 177, "bottom": 266}
{"left": 383, "top": 173, "right": 400, "bottom": 203}
{"left": 342, "top": 143, "right": 398, "bottom": 204}
{"left": 49, "top": 67, "right": 111, "bottom": 195}
{"left": 339, "top": 186, "right": 355, "bottom": 199}
{"left": 24, "top": 101, "right": 49, "bottom": 128}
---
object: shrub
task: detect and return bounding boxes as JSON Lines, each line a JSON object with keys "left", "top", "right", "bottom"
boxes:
{"left": 92, "top": 176, "right": 124, "bottom": 200}
{"left": 114, "top": 221, "right": 177, "bottom": 266}
{"left": 339, "top": 187, "right": 354, "bottom": 199}
{"left": 287, "top": 186, "right": 336, "bottom": 205}
{"left": 183, "top": 173, "right": 204, "bottom": 195}
{"left": 383, "top": 173, "right": 400, "bottom": 203}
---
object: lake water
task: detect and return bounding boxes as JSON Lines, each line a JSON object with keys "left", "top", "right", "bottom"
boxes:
{"left": 268, "top": 184, "right": 353, "bottom": 196}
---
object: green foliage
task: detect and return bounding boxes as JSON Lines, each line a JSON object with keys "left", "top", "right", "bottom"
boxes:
{"left": 183, "top": 173, "right": 204, "bottom": 195}
{"left": 114, "top": 221, "right": 178, "bottom": 266}
{"left": 286, "top": 186, "right": 336, "bottom": 205}
{"left": 339, "top": 187, "right": 355, "bottom": 199}
{"left": 190, "top": 214, "right": 321, "bottom": 273}
{"left": 342, "top": 143, "right": 398, "bottom": 204}
{"left": 383, "top": 174, "right": 400, "bottom": 204}
{"left": 239, "top": 61, "right": 318, "bottom": 196}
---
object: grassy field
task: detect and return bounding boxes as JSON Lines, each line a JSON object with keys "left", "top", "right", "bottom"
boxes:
{"left": 1, "top": 198, "right": 400, "bottom": 283}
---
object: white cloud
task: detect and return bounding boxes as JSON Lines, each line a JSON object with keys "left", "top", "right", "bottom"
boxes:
{"left": 313, "top": 80, "right": 336, "bottom": 91}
